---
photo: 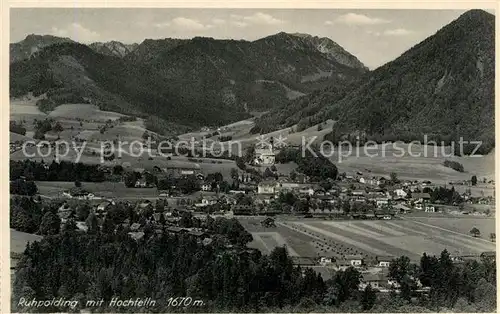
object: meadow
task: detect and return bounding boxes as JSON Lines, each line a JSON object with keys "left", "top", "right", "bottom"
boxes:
{"left": 36, "top": 181, "right": 160, "bottom": 200}
{"left": 238, "top": 216, "right": 496, "bottom": 261}
{"left": 11, "top": 229, "right": 42, "bottom": 254}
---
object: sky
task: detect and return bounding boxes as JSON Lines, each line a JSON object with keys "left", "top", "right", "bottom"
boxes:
{"left": 10, "top": 8, "right": 495, "bottom": 69}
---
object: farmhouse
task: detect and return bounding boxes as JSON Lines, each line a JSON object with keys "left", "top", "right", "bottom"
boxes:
{"left": 166, "top": 226, "right": 188, "bottom": 234}
{"left": 255, "top": 194, "right": 274, "bottom": 205}
{"left": 188, "top": 229, "right": 209, "bottom": 239}
{"left": 63, "top": 188, "right": 95, "bottom": 200}
{"left": 96, "top": 201, "right": 113, "bottom": 216}
{"left": 195, "top": 196, "right": 218, "bottom": 208}
{"left": 376, "top": 256, "right": 394, "bottom": 267}
{"left": 165, "top": 164, "right": 201, "bottom": 178}
{"left": 412, "top": 193, "right": 431, "bottom": 203}
{"left": 232, "top": 205, "right": 254, "bottom": 215}
{"left": 136, "top": 200, "right": 154, "bottom": 213}
{"left": 394, "top": 204, "right": 411, "bottom": 214}
{"left": 298, "top": 186, "right": 315, "bottom": 196}
{"left": 291, "top": 256, "right": 316, "bottom": 267}
{"left": 319, "top": 256, "right": 334, "bottom": 266}
{"left": 375, "top": 197, "right": 390, "bottom": 207}
{"left": 258, "top": 180, "right": 277, "bottom": 194}
{"left": 128, "top": 231, "right": 145, "bottom": 241}
{"left": 480, "top": 251, "right": 496, "bottom": 260}
{"left": 201, "top": 183, "right": 212, "bottom": 191}
{"left": 345, "top": 254, "right": 363, "bottom": 267}
{"left": 359, "top": 273, "right": 387, "bottom": 290}
{"left": 57, "top": 203, "right": 73, "bottom": 220}
{"left": 334, "top": 259, "right": 351, "bottom": 271}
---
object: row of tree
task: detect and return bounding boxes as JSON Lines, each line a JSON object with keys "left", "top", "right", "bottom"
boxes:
{"left": 10, "top": 160, "right": 107, "bottom": 182}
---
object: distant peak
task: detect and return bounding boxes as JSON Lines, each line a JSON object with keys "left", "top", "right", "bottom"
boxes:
{"left": 462, "top": 9, "right": 494, "bottom": 18}
{"left": 290, "top": 32, "right": 313, "bottom": 38}
{"left": 24, "top": 34, "right": 70, "bottom": 41}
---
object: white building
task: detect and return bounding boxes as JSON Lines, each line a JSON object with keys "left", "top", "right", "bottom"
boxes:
{"left": 377, "top": 256, "right": 393, "bottom": 267}
{"left": 346, "top": 254, "right": 363, "bottom": 267}
{"left": 258, "top": 180, "right": 277, "bottom": 194}
{"left": 394, "top": 189, "right": 408, "bottom": 198}
{"left": 319, "top": 257, "right": 333, "bottom": 266}
{"left": 254, "top": 148, "right": 276, "bottom": 166}
{"left": 201, "top": 183, "right": 211, "bottom": 191}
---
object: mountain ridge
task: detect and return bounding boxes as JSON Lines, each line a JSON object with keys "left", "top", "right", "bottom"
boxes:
{"left": 252, "top": 9, "right": 495, "bottom": 153}
{"left": 10, "top": 32, "right": 367, "bottom": 132}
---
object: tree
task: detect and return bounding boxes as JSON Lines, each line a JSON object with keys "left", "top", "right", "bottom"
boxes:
{"left": 124, "top": 172, "right": 141, "bottom": 188}
{"left": 74, "top": 180, "right": 82, "bottom": 188}
{"left": 473, "top": 278, "right": 496, "bottom": 312}
{"left": 158, "top": 213, "right": 166, "bottom": 226}
{"left": 177, "top": 176, "right": 200, "bottom": 194}
{"left": 10, "top": 121, "right": 27, "bottom": 135}
{"left": 39, "top": 211, "right": 61, "bottom": 235}
{"left": 62, "top": 218, "right": 77, "bottom": 233}
{"left": 85, "top": 212, "right": 99, "bottom": 234}
{"left": 244, "top": 146, "right": 255, "bottom": 163}
{"left": 263, "top": 167, "right": 274, "bottom": 178}
{"left": 144, "top": 172, "right": 158, "bottom": 186}
{"left": 333, "top": 267, "right": 361, "bottom": 303}
{"left": 112, "top": 165, "right": 124, "bottom": 176}
{"left": 293, "top": 200, "right": 309, "bottom": 213}
{"left": 390, "top": 172, "right": 399, "bottom": 184}
{"left": 389, "top": 256, "right": 411, "bottom": 284}
{"left": 471, "top": 175, "right": 478, "bottom": 186}
{"left": 53, "top": 121, "right": 64, "bottom": 135}
{"left": 469, "top": 227, "right": 480, "bottom": 238}
{"left": 230, "top": 168, "right": 239, "bottom": 180}
{"left": 489, "top": 232, "right": 495, "bottom": 242}
{"left": 235, "top": 157, "right": 246, "bottom": 170}
{"left": 419, "top": 253, "right": 439, "bottom": 287}
{"left": 10, "top": 179, "right": 38, "bottom": 196}
{"left": 101, "top": 218, "right": 115, "bottom": 234}
{"left": 360, "top": 284, "right": 377, "bottom": 310}
{"left": 75, "top": 202, "right": 91, "bottom": 221}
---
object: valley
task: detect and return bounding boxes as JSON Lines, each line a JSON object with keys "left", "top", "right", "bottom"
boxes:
{"left": 8, "top": 8, "right": 497, "bottom": 314}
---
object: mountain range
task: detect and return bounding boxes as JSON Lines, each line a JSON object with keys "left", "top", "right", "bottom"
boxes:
{"left": 252, "top": 10, "right": 495, "bottom": 153}
{"left": 10, "top": 32, "right": 367, "bottom": 132}
{"left": 9, "top": 9, "right": 495, "bottom": 152}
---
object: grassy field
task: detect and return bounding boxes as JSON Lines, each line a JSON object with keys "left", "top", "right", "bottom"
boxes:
{"left": 36, "top": 181, "right": 161, "bottom": 200}
{"left": 10, "top": 97, "right": 47, "bottom": 121}
{"left": 47, "top": 104, "right": 125, "bottom": 121}
{"left": 239, "top": 218, "right": 318, "bottom": 257}
{"left": 11, "top": 229, "right": 42, "bottom": 254}
{"left": 239, "top": 216, "right": 496, "bottom": 261}
{"left": 407, "top": 216, "right": 495, "bottom": 236}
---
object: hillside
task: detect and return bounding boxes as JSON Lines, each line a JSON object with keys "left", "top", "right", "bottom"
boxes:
{"left": 10, "top": 34, "right": 74, "bottom": 63}
{"left": 252, "top": 10, "right": 495, "bottom": 153}
{"left": 10, "top": 32, "right": 367, "bottom": 130}
{"left": 89, "top": 41, "right": 138, "bottom": 57}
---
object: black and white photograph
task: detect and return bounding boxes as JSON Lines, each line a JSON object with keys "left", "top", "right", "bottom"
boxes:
{"left": 7, "top": 4, "right": 497, "bottom": 313}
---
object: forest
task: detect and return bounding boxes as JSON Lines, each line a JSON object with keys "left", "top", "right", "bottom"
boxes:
{"left": 12, "top": 211, "right": 496, "bottom": 313}
{"left": 10, "top": 160, "right": 107, "bottom": 182}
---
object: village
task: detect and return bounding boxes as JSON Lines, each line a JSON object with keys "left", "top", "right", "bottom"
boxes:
{"left": 56, "top": 140, "right": 495, "bottom": 218}
{"left": 27, "top": 140, "right": 490, "bottom": 287}
{"left": 10, "top": 131, "right": 497, "bottom": 295}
